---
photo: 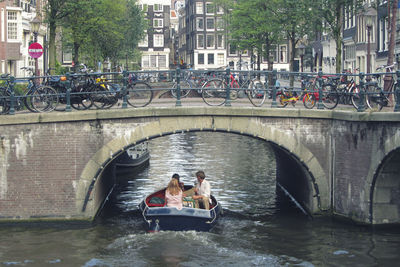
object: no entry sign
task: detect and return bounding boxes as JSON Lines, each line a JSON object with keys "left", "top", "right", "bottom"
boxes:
{"left": 28, "top": 42, "right": 43, "bottom": 58}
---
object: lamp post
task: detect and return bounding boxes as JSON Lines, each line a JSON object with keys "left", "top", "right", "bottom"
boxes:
{"left": 365, "top": 15, "right": 373, "bottom": 80}
{"left": 298, "top": 44, "right": 306, "bottom": 72}
{"left": 30, "top": 17, "right": 41, "bottom": 79}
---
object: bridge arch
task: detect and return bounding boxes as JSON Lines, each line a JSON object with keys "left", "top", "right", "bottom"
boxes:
{"left": 77, "top": 116, "right": 329, "bottom": 220}
{"left": 369, "top": 133, "right": 400, "bottom": 224}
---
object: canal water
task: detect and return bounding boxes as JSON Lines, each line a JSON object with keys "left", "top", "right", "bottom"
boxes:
{"left": 1, "top": 132, "right": 400, "bottom": 267}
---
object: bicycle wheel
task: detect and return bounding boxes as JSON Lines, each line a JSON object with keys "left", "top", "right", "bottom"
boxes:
{"left": 71, "top": 86, "right": 93, "bottom": 110}
{"left": 31, "top": 86, "right": 59, "bottom": 112}
{"left": 0, "top": 89, "right": 10, "bottom": 114}
{"left": 247, "top": 80, "right": 266, "bottom": 107}
{"left": 350, "top": 86, "right": 361, "bottom": 110}
{"left": 127, "top": 82, "right": 153, "bottom": 108}
{"left": 303, "top": 92, "right": 316, "bottom": 109}
{"left": 88, "top": 84, "right": 108, "bottom": 109}
{"left": 171, "top": 80, "right": 191, "bottom": 98}
{"left": 201, "top": 79, "right": 227, "bottom": 106}
{"left": 366, "top": 85, "right": 382, "bottom": 110}
{"left": 321, "top": 85, "right": 339, "bottom": 109}
{"left": 279, "top": 94, "right": 288, "bottom": 107}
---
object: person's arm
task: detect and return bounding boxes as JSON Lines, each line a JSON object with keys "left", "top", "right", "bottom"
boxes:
{"left": 203, "top": 182, "right": 211, "bottom": 198}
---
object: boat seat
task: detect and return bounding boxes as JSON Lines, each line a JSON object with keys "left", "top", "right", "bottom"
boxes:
{"left": 147, "top": 196, "right": 166, "bottom": 207}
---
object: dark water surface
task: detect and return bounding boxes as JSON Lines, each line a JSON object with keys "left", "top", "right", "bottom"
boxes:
{"left": 0, "top": 132, "right": 399, "bottom": 267}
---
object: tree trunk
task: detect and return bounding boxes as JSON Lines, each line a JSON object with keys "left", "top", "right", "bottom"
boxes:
{"left": 48, "top": 21, "right": 57, "bottom": 75}
{"left": 384, "top": 0, "right": 397, "bottom": 96}
{"left": 73, "top": 42, "right": 80, "bottom": 72}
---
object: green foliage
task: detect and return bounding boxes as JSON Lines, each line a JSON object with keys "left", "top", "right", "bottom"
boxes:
{"left": 45, "top": 0, "right": 146, "bottom": 71}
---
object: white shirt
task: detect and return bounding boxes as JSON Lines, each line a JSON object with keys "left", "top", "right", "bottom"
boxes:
{"left": 195, "top": 179, "right": 211, "bottom": 202}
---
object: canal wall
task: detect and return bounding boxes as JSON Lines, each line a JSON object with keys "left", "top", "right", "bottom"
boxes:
{"left": 0, "top": 107, "right": 399, "bottom": 225}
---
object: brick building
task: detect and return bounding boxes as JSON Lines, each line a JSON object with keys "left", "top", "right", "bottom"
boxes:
{"left": 0, "top": 0, "right": 45, "bottom": 77}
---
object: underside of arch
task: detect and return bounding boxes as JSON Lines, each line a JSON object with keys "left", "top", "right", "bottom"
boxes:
{"left": 77, "top": 116, "right": 329, "bottom": 220}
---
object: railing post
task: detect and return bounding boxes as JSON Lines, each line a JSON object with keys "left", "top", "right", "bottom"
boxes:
{"left": 122, "top": 70, "right": 128, "bottom": 109}
{"left": 9, "top": 76, "right": 15, "bottom": 115}
{"left": 225, "top": 67, "right": 231, "bottom": 106}
{"left": 394, "top": 70, "right": 400, "bottom": 112}
{"left": 317, "top": 71, "right": 324, "bottom": 109}
{"left": 175, "top": 67, "right": 182, "bottom": 107}
{"left": 65, "top": 72, "right": 72, "bottom": 112}
{"left": 271, "top": 70, "right": 278, "bottom": 108}
{"left": 357, "top": 72, "right": 366, "bottom": 112}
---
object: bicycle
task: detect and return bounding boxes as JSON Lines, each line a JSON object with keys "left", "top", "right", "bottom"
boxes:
{"left": 277, "top": 86, "right": 316, "bottom": 109}
{"left": 89, "top": 72, "right": 153, "bottom": 109}
{"left": 201, "top": 70, "right": 266, "bottom": 106}
{"left": 301, "top": 74, "right": 339, "bottom": 109}
{"left": 364, "top": 64, "right": 397, "bottom": 111}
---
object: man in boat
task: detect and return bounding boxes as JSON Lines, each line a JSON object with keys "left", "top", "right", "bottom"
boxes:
{"left": 191, "top": 170, "right": 211, "bottom": 210}
{"left": 172, "top": 173, "right": 184, "bottom": 191}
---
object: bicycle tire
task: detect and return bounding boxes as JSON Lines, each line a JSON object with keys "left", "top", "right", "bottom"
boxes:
{"left": 0, "top": 88, "right": 10, "bottom": 114}
{"left": 366, "top": 84, "right": 383, "bottom": 110}
{"left": 126, "top": 82, "right": 153, "bottom": 108}
{"left": 71, "top": 86, "right": 93, "bottom": 110}
{"left": 23, "top": 88, "right": 39, "bottom": 113}
{"left": 247, "top": 79, "right": 266, "bottom": 107}
{"left": 201, "top": 79, "right": 227, "bottom": 106}
{"left": 321, "top": 85, "right": 339, "bottom": 109}
{"left": 279, "top": 94, "right": 288, "bottom": 107}
{"left": 303, "top": 92, "right": 316, "bottom": 109}
{"left": 31, "top": 86, "right": 59, "bottom": 112}
{"left": 88, "top": 84, "right": 108, "bottom": 109}
{"left": 350, "top": 86, "right": 361, "bottom": 110}
{"left": 171, "top": 80, "right": 191, "bottom": 98}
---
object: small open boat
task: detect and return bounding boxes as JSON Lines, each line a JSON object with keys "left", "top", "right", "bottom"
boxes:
{"left": 138, "top": 185, "right": 222, "bottom": 232}
{"left": 116, "top": 142, "right": 150, "bottom": 169}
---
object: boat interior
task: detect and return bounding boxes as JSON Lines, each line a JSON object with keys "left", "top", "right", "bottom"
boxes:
{"left": 145, "top": 185, "right": 217, "bottom": 210}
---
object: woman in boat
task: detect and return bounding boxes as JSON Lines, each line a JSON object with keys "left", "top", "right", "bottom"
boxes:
{"left": 165, "top": 177, "right": 183, "bottom": 210}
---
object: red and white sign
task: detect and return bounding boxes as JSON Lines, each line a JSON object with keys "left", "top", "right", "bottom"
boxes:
{"left": 28, "top": 42, "right": 43, "bottom": 58}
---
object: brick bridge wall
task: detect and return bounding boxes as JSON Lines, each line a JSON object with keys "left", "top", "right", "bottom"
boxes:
{"left": 0, "top": 107, "right": 399, "bottom": 225}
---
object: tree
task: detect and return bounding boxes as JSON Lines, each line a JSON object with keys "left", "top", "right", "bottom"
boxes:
{"left": 44, "top": 0, "right": 71, "bottom": 74}
{"left": 60, "top": 0, "right": 146, "bottom": 71}
{"left": 277, "top": 0, "right": 316, "bottom": 84}
{"left": 315, "top": 0, "right": 362, "bottom": 73}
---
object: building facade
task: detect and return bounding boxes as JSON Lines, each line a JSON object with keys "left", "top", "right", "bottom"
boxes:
{"left": 0, "top": 0, "right": 45, "bottom": 77}
{"left": 137, "top": 0, "right": 171, "bottom": 71}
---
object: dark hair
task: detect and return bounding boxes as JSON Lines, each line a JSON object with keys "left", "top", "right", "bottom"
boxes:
{"left": 195, "top": 170, "right": 205, "bottom": 180}
{"left": 172, "top": 173, "right": 180, "bottom": 181}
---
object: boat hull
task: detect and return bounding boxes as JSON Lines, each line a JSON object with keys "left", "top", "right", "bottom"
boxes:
{"left": 139, "top": 198, "right": 222, "bottom": 232}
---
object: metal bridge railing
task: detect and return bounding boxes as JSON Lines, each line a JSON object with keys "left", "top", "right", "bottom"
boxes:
{"left": 1, "top": 68, "right": 400, "bottom": 115}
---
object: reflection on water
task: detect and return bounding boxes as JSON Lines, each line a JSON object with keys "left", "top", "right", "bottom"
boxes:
{"left": 0, "top": 132, "right": 399, "bottom": 267}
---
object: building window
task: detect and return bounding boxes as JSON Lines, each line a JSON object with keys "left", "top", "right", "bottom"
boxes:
{"left": 280, "top": 45, "right": 287, "bottom": 63}
{"left": 229, "top": 44, "right": 237, "bottom": 55}
{"left": 217, "top": 34, "right": 224, "bottom": 48}
{"left": 153, "top": 19, "right": 163, "bottom": 28}
{"left": 198, "top": 53, "right": 205, "bottom": 64}
{"left": 206, "top": 18, "right": 215, "bottom": 31}
{"left": 208, "top": 53, "right": 214, "bottom": 65}
{"left": 153, "top": 34, "right": 164, "bottom": 47}
{"left": 154, "top": 4, "right": 163, "bottom": 12}
{"left": 206, "top": 34, "right": 214, "bottom": 48}
{"left": 142, "top": 56, "right": 149, "bottom": 68}
{"left": 217, "top": 53, "right": 224, "bottom": 65}
{"left": 216, "top": 17, "right": 223, "bottom": 30}
{"left": 138, "top": 34, "right": 148, "bottom": 47}
{"left": 7, "top": 11, "right": 17, "bottom": 40}
{"left": 196, "top": 2, "right": 203, "bottom": 14}
{"left": 206, "top": 3, "right": 215, "bottom": 14}
{"left": 140, "top": 4, "right": 148, "bottom": 12}
{"left": 196, "top": 18, "right": 204, "bottom": 30}
{"left": 197, "top": 34, "right": 204, "bottom": 48}
{"left": 159, "top": 55, "right": 167, "bottom": 68}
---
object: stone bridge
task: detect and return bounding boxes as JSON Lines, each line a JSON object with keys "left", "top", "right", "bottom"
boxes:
{"left": 0, "top": 107, "right": 399, "bottom": 225}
